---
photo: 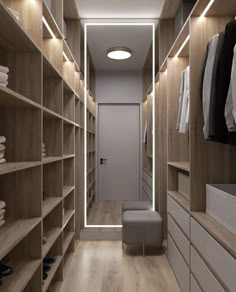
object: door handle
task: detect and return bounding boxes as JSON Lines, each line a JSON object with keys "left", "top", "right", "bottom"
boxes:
{"left": 100, "top": 158, "right": 107, "bottom": 165}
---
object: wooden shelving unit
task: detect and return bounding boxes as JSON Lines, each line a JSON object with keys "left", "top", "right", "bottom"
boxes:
{"left": 0, "top": 0, "right": 83, "bottom": 290}
{"left": 155, "top": 0, "right": 236, "bottom": 291}
{"left": 86, "top": 94, "right": 96, "bottom": 215}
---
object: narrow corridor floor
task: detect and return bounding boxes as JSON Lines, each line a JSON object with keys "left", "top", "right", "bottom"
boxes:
{"left": 60, "top": 241, "right": 181, "bottom": 292}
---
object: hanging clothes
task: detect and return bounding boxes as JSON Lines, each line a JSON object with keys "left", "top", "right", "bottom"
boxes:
{"left": 176, "top": 71, "right": 185, "bottom": 131}
{"left": 213, "top": 20, "right": 236, "bottom": 144}
{"left": 202, "top": 34, "right": 219, "bottom": 139}
{"left": 178, "top": 66, "right": 190, "bottom": 134}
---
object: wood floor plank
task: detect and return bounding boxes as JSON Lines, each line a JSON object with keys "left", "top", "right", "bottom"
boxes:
{"left": 60, "top": 241, "right": 181, "bottom": 292}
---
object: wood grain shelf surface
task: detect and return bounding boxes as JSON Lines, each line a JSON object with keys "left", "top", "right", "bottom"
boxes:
{"left": 63, "top": 186, "right": 75, "bottom": 198}
{"left": 0, "top": 86, "right": 41, "bottom": 109}
{"left": 43, "top": 107, "right": 63, "bottom": 120}
{"left": 168, "top": 191, "right": 190, "bottom": 213}
{"left": 63, "top": 154, "right": 75, "bottom": 160}
{"left": 43, "top": 256, "right": 63, "bottom": 292}
{"left": 43, "top": 1, "right": 63, "bottom": 39}
{"left": 144, "top": 168, "right": 152, "bottom": 177}
{"left": 87, "top": 181, "right": 95, "bottom": 192}
{"left": 192, "top": 212, "right": 236, "bottom": 259}
{"left": 49, "top": 281, "right": 63, "bottom": 292}
{"left": 63, "top": 210, "right": 75, "bottom": 229}
{"left": 43, "top": 198, "right": 62, "bottom": 218}
{"left": 63, "top": 232, "right": 74, "bottom": 255}
{"left": 0, "top": 1, "right": 39, "bottom": 52}
{"left": 43, "top": 157, "right": 63, "bottom": 165}
{"left": 63, "top": 251, "right": 74, "bottom": 277}
{"left": 168, "top": 161, "right": 190, "bottom": 172}
{"left": 87, "top": 167, "right": 95, "bottom": 175}
{"left": 43, "top": 228, "right": 62, "bottom": 258}
{"left": 0, "top": 259, "right": 41, "bottom": 292}
{"left": 0, "top": 218, "right": 41, "bottom": 259}
{"left": 0, "top": 161, "right": 41, "bottom": 176}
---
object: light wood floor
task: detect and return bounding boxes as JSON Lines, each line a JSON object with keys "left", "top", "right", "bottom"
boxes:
{"left": 88, "top": 201, "right": 122, "bottom": 225}
{"left": 60, "top": 241, "right": 181, "bottom": 292}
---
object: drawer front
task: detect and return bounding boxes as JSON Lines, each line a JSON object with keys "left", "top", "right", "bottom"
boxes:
{"left": 168, "top": 215, "right": 190, "bottom": 263}
{"left": 143, "top": 171, "right": 152, "bottom": 189}
{"left": 191, "top": 218, "right": 236, "bottom": 291}
{"left": 167, "top": 195, "right": 190, "bottom": 237}
{"left": 190, "top": 275, "right": 201, "bottom": 292}
{"left": 143, "top": 180, "right": 152, "bottom": 201}
{"left": 191, "top": 246, "right": 224, "bottom": 292}
{"left": 168, "top": 235, "right": 190, "bottom": 292}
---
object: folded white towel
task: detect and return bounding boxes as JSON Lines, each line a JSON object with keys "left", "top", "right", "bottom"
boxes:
{"left": 0, "top": 144, "right": 6, "bottom": 152}
{"left": 0, "top": 201, "right": 6, "bottom": 209}
{"left": 0, "top": 158, "right": 6, "bottom": 164}
{"left": 0, "top": 220, "right": 5, "bottom": 227}
{"left": 0, "top": 209, "right": 6, "bottom": 216}
{"left": 0, "top": 72, "right": 8, "bottom": 83}
{"left": 0, "top": 65, "right": 9, "bottom": 74}
{"left": 0, "top": 214, "right": 4, "bottom": 221}
{"left": 0, "top": 136, "right": 6, "bottom": 144}
{"left": 0, "top": 152, "right": 5, "bottom": 159}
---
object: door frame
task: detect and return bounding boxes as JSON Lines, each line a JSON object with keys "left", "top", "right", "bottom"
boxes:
{"left": 95, "top": 103, "right": 143, "bottom": 203}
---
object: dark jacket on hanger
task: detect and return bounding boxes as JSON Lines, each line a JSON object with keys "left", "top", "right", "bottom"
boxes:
{"left": 213, "top": 20, "right": 236, "bottom": 144}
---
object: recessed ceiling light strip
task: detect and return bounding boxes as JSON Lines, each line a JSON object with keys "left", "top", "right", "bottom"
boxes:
{"left": 175, "top": 35, "right": 190, "bottom": 58}
{"left": 201, "top": 0, "right": 215, "bottom": 17}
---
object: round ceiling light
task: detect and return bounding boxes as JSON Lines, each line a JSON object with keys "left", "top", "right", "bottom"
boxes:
{"left": 107, "top": 47, "right": 132, "bottom": 60}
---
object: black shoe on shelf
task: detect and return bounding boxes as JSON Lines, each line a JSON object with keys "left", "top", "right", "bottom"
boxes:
{"left": 43, "top": 263, "right": 51, "bottom": 272}
{"left": 0, "top": 262, "right": 13, "bottom": 277}
{"left": 43, "top": 256, "right": 56, "bottom": 265}
{"left": 43, "top": 272, "right": 48, "bottom": 280}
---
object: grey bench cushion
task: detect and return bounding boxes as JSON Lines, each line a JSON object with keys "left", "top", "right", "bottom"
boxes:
{"left": 122, "top": 201, "right": 151, "bottom": 213}
{"left": 123, "top": 210, "right": 163, "bottom": 246}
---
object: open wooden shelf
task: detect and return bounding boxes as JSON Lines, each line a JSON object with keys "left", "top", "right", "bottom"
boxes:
{"left": 0, "top": 259, "right": 41, "bottom": 292}
{"left": 43, "top": 197, "right": 63, "bottom": 218}
{"left": 43, "top": 157, "right": 63, "bottom": 165}
{"left": 63, "top": 186, "right": 75, "bottom": 198}
{"left": 168, "top": 191, "right": 190, "bottom": 213}
{"left": 63, "top": 232, "right": 74, "bottom": 255}
{"left": 43, "top": 228, "right": 62, "bottom": 258}
{"left": 63, "top": 250, "right": 74, "bottom": 277}
{"left": 63, "top": 210, "right": 75, "bottom": 229}
{"left": 49, "top": 281, "right": 63, "bottom": 292}
{"left": 0, "top": 161, "right": 41, "bottom": 176}
{"left": 43, "top": 256, "right": 63, "bottom": 292}
{"left": 168, "top": 161, "right": 190, "bottom": 172}
{"left": 0, "top": 218, "right": 41, "bottom": 259}
{"left": 43, "top": 1, "right": 63, "bottom": 39}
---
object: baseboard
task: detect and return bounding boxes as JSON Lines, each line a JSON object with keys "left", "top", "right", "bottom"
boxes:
{"left": 80, "top": 227, "right": 122, "bottom": 241}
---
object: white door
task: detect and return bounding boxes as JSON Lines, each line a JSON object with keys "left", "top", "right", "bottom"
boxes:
{"left": 98, "top": 104, "right": 140, "bottom": 201}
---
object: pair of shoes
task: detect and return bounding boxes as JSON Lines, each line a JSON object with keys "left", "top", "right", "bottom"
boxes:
{"left": 43, "top": 256, "right": 56, "bottom": 265}
{"left": 0, "top": 262, "right": 13, "bottom": 277}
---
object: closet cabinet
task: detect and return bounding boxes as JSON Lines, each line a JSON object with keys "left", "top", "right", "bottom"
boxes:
{"left": 0, "top": 0, "right": 89, "bottom": 290}
{"left": 156, "top": 0, "right": 236, "bottom": 291}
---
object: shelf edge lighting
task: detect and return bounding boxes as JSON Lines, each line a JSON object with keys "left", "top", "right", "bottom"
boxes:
{"left": 107, "top": 47, "right": 132, "bottom": 60}
{"left": 201, "top": 0, "right": 215, "bottom": 17}
{"left": 175, "top": 35, "right": 190, "bottom": 58}
{"left": 42, "top": 16, "right": 56, "bottom": 39}
{"left": 63, "top": 51, "right": 70, "bottom": 62}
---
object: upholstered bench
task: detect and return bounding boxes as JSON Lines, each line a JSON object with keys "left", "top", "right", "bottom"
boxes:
{"left": 122, "top": 210, "right": 163, "bottom": 256}
{"left": 122, "top": 201, "right": 152, "bottom": 213}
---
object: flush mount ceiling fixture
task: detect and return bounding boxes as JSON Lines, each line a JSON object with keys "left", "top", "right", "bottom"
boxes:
{"left": 107, "top": 47, "right": 132, "bottom": 60}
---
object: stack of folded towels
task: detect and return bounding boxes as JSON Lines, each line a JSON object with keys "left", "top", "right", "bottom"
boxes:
{"left": 0, "top": 201, "right": 6, "bottom": 227}
{"left": 0, "top": 65, "right": 9, "bottom": 87}
{"left": 0, "top": 136, "right": 6, "bottom": 164}
{"left": 42, "top": 142, "right": 46, "bottom": 158}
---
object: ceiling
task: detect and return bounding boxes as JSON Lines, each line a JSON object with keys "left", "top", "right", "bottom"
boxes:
{"left": 76, "top": 0, "right": 165, "bottom": 19}
{"left": 87, "top": 25, "right": 153, "bottom": 71}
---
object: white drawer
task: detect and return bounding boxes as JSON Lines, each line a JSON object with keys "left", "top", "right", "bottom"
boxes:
{"left": 191, "top": 218, "right": 236, "bottom": 291}
{"left": 167, "top": 195, "right": 190, "bottom": 237}
{"left": 190, "top": 275, "right": 201, "bottom": 292}
{"left": 168, "top": 215, "right": 190, "bottom": 263}
{"left": 143, "top": 171, "right": 152, "bottom": 189}
{"left": 191, "top": 246, "right": 224, "bottom": 292}
{"left": 168, "top": 235, "right": 190, "bottom": 292}
{"left": 143, "top": 180, "right": 152, "bottom": 201}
